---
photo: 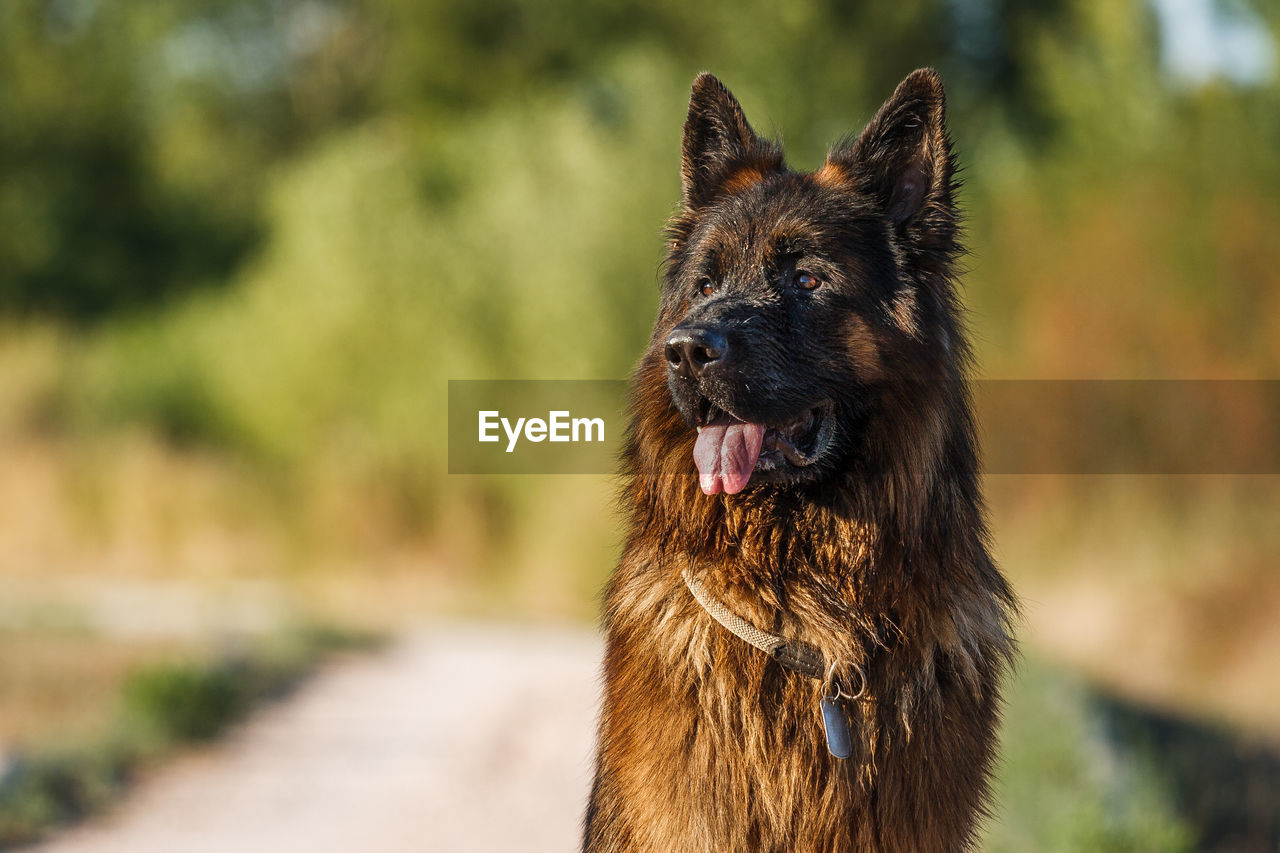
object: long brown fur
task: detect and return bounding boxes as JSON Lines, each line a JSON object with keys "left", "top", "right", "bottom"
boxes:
{"left": 584, "top": 69, "right": 1017, "bottom": 853}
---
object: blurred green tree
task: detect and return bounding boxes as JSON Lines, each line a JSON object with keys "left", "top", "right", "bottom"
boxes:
{"left": 0, "top": 1, "right": 378, "bottom": 321}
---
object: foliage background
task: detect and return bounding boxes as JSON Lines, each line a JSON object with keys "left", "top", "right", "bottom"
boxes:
{"left": 1, "top": 0, "right": 1278, "bottom": 848}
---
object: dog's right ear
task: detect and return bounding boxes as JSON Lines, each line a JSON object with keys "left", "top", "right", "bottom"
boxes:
{"left": 681, "top": 73, "right": 784, "bottom": 209}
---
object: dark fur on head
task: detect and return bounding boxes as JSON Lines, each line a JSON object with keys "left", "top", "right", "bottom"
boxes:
{"left": 586, "top": 69, "right": 1017, "bottom": 853}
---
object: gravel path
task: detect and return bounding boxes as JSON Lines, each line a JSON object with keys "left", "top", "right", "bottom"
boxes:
{"left": 35, "top": 626, "right": 601, "bottom": 853}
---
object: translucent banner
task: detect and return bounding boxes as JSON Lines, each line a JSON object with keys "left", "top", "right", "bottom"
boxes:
{"left": 448, "top": 380, "right": 1280, "bottom": 475}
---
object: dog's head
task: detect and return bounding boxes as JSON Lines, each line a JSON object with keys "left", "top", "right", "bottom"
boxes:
{"left": 651, "top": 69, "right": 964, "bottom": 496}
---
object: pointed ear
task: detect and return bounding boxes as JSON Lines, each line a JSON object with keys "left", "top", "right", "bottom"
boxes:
{"left": 827, "top": 69, "right": 954, "bottom": 228}
{"left": 681, "top": 73, "right": 784, "bottom": 209}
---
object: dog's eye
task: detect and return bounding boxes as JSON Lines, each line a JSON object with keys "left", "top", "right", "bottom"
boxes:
{"left": 698, "top": 279, "right": 715, "bottom": 297}
{"left": 795, "top": 271, "right": 822, "bottom": 290}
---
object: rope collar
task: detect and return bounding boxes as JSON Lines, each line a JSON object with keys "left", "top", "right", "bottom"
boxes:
{"left": 681, "top": 567, "right": 870, "bottom": 759}
{"left": 681, "top": 568, "right": 828, "bottom": 681}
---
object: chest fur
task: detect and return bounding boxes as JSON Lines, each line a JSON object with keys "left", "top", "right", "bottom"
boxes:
{"left": 596, "top": 545, "right": 1006, "bottom": 852}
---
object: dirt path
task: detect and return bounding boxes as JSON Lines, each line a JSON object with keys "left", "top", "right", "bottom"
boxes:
{"left": 35, "top": 626, "right": 601, "bottom": 853}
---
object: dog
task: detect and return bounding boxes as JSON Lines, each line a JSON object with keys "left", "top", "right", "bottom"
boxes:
{"left": 583, "top": 69, "right": 1017, "bottom": 852}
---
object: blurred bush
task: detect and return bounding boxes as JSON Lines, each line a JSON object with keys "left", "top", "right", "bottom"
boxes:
{"left": 985, "top": 660, "right": 1193, "bottom": 852}
{"left": 124, "top": 663, "right": 245, "bottom": 742}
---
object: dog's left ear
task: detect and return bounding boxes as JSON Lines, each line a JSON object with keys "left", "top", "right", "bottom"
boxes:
{"left": 827, "top": 69, "right": 954, "bottom": 229}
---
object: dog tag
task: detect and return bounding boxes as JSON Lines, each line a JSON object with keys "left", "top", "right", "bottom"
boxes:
{"left": 820, "top": 696, "right": 853, "bottom": 759}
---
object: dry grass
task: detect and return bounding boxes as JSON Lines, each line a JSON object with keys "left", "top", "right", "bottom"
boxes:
{"left": 0, "top": 633, "right": 197, "bottom": 749}
{"left": 990, "top": 475, "right": 1280, "bottom": 738}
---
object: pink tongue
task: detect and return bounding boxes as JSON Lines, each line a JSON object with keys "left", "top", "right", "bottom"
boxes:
{"left": 693, "top": 422, "right": 766, "bottom": 495}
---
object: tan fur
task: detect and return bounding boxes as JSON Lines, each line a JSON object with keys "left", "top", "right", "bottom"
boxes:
{"left": 721, "top": 165, "right": 771, "bottom": 195}
{"left": 844, "top": 315, "right": 884, "bottom": 382}
{"left": 812, "top": 161, "right": 850, "bottom": 188}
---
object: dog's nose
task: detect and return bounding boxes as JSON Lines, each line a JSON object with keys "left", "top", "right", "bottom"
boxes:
{"left": 665, "top": 327, "right": 729, "bottom": 379}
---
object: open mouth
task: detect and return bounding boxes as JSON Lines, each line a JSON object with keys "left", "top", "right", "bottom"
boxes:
{"left": 693, "top": 399, "right": 835, "bottom": 495}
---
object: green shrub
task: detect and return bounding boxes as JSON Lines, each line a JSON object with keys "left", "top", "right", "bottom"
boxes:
{"left": 123, "top": 663, "right": 247, "bottom": 743}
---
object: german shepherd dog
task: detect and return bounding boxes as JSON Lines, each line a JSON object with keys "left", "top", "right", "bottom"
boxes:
{"left": 583, "top": 70, "right": 1017, "bottom": 852}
